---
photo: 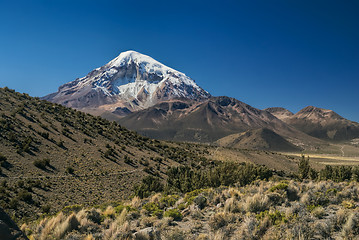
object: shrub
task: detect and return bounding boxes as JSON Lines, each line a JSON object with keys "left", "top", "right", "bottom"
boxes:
{"left": 166, "top": 162, "right": 273, "bottom": 194}
{"left": 160, "top": 195, "right": 180, "bottom": 208}
{"left": 55, "top": 213, "right": 80, "bottom": 239}
{"left": 209, "top": 212, "right": 227, "bottom": 230}
{"left": 42, "top": 204, "right": 51, "bottom": 214}
{"left": 311, "top": 206, "right": 325, "bottom": 218}
{"left": 342, "top": 212, "right": 359, "bottom": 237}
{"left": 57, "top": 140, "right": 65, "bottom": 148}
{"left": 164, "top": 228, "right": 185, "bottom": 240}
{"left": 164, "top": 209, "right": 182, "bottom": 221}
{"left": 224, "top": 197, "right": 240, "bottom": 213}
{"left": 134, "top": 176, "right": 163, "bottom": 198}
{"left": 0, "top": 153, "right": 7, "bottom": 162}
{"left": 103, "top": 206, "right": 116, "bottom": 218}
{"left": 342, "top": 200, "right": 355, "bottom": 209}
{"left": 256, "top": 210, "right": 287, "bottom": 225}
{"left": 143, "top": 202, "right": 163, "bottom": 218}
{"left": 298, "top": 155, "right": 310, "bottom": 179}
{"left": 9, "top": 199, "right": 18, "bottom": 209}
{"left": 62, "top": 204, "right": 83, "bottom": 214}
{"left": 33, "top": 158, "right": 50, "bottom": 169}
{"left": 17, "top": 180, "right": 25, "bottom": 188}
{"left": 244, "top": 193, "right": 269, "bottom": 213}
{"left": 66, "top": 167, "right": 74, "bottom": 174}
{"left": 193, "top": 195, "right": 207, "bottom": 210}
{"left": 17, "top": 190, "right": 32, "bottom": 203}
{"left": 114, "top": 204, "right": 134, "bottom": 214}
{"left": 269, "top": 182, "right": 288, "bottom": 192}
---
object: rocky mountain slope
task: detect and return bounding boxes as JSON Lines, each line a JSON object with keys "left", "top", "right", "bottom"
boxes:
{"left": 0, "top": 87, "right": 207, "bottom": 221}
{"left": 43, "top": 51, "right": 210, "bottom": 115}
{"left": 265, "top": 107, "right": 294, "bottom": 121}
{"left": 268, "top": 106, "right": 359, "bottom": 141}
{"left": 118, "top": 96, "right": 322, "bottom": 149}
{"left": 216, "top": 128, "right": 302, "bottom": 152}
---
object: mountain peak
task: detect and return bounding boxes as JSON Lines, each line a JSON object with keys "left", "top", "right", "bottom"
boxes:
{"left": 295, "top": 106, "right": 343, "bottom": 120}
{"left": 298, "top": 106, "right": 318, "bottom": 112}
{"left": 109, "top": 50, "right": 160, "bottom": 67}
{"left": 44, "top": 50, "right": 210, "bottom": 114}
{"left": 285, "top": 106, "right": 359, "bottom": 141}
{"left": 265, "top": 107, "right": 294, "bottom": 121}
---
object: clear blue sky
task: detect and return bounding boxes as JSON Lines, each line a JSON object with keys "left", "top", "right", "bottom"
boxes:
{"left": 1, "top": 0, "right": 358, "bottom": 122}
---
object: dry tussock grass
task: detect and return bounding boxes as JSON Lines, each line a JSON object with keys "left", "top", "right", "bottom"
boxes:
{"left": 25, "top": 180, "right": 359, "bottom": 240}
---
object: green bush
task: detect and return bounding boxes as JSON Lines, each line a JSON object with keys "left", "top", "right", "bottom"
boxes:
{"left": 166, "top": 162, "right": 273, "bottom": 194}
{"left": 114, "top": 204, "right": 134, "bottom": 214}
{"left": 33, "top": 158, "right": 50, "bottom": 169}
{"left": 256, "top": 210, "right": 287, "bottom": 225}
{"left": 134, "top": 176, "right": 163, "bottom": 198}
{"left": 143, "top": 202, "right": 163, "bottom": 218}
{"left": 269, "top": 182, "right": 288, "bottom": 192}
{"left": 164, "top": 209, "right": 182, "bottom": 221}
{"left": 160, "top": 195, "right": 180, "bottom": 208}
{"left": 17, "top": 190, "right": 32, "bottom": 203}
{"left": 298, "top": 155, "right": 310, "bottom": 179}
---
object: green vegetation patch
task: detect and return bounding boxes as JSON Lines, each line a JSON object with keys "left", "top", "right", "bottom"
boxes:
{"left": 143, "top": 202, "right": 163, "bottom": 218}
{"left": 269, "top": 182, "right": 288, "bottom": 192}
{"left": 256, "top": 210, "right": 288, "bottom": 225}
{"left": 160, "top": 195, "right": 180, "bottom": 208}
{"left": 163, "top": 209, "right": 182, "bottom": 221}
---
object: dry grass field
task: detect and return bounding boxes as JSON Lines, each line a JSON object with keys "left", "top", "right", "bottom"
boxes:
{"left": 24, "top": 180, "right": 359, "bottom": 240}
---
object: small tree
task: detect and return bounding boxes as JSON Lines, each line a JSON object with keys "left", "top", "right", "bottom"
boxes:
{"left": 309, "top": 168, "right": 318, "bottom": 180}
{"left": 298, "top": 155, "right": 310, "bottom": 180}
{"left": 133, "top": 176, "right": 163, "bottom": 198}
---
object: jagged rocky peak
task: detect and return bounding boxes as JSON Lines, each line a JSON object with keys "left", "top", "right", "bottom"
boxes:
{"left": 295, "top": 106, "right": 344, "bottom": 121}
{"left": 43, "top": 50, "right": 210, "bottom": 113}
{"left": 265, "top": 107, "right": 294, "bottom": 121}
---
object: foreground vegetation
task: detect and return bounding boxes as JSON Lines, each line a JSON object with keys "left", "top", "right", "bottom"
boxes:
{"left": 23, "top": 180, "right": 359, "bottom": 239}
{"left": 21, "top": 161, "right": 359, "bottom": 239}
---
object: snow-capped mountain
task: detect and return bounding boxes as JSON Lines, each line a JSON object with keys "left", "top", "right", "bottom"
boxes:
{"left": 44, "top": 50, "right": 210, "bottom": 114}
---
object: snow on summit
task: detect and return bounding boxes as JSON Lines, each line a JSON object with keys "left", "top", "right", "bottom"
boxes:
{"left": 43, "top": 50, "right": 210, "bottom": 114}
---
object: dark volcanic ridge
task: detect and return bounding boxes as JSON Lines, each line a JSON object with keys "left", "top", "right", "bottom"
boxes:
{"left": 216, "top": 128, "right": 302, "bottom": 152}
{"left": 118, "top": 96, "right": 323, "bottom": 150}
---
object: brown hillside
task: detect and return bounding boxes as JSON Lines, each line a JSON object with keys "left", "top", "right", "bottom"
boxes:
{"left": 282, "top": 106, "right": 359, "bottom": 141}
{"left": 118, "top": 97, "right": 324, "bottom": 149}
{"left": 216, "top": 128, "right": 302, "bottom": 152}
{"left": 0, "top": 87, "right": 206, "bottom": 221}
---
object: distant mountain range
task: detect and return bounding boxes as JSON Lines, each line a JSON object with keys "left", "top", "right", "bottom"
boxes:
{"left": 43, "top": 50, "right": 359, "bottom": 151}
{"left": 116, "top": 97, "right": 322, "bottom": 149}
{"left": 267, "top": 106, "right": 359, "bottom": 141}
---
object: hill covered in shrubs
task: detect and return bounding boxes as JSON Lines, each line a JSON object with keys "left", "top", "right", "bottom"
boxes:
{"left": 0, "top": 87, "right": 207, "bottom": 222}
